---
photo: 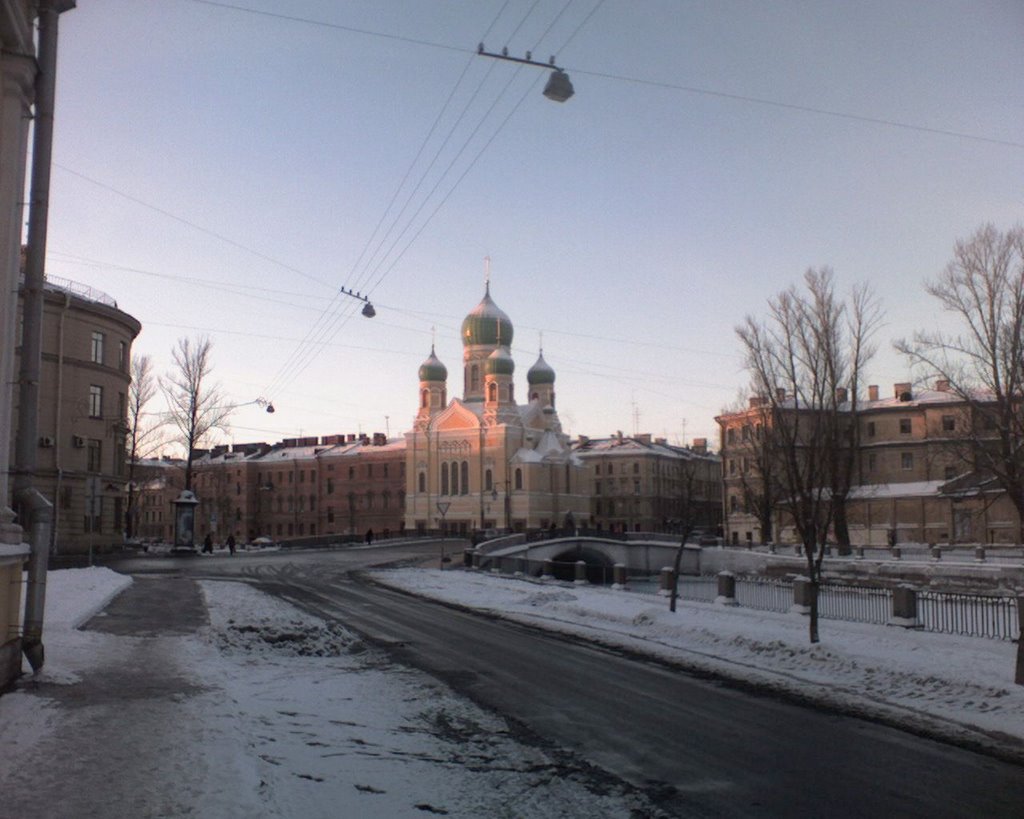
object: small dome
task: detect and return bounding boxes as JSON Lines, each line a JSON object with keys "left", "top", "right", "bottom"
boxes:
{"left": 461, "top": 284, "right": 514, "bottom": 347}
{"left": 485, "top": 345, "right": 514, "bottom": 376}
{"left": 418, "top": 346, "right": 447, "bottom": 382}
{"left": 527, "top": 351, "right": 555, "bottom": 385}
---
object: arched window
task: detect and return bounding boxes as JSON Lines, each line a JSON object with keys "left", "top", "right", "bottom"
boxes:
{"left": 531, "top": 391, "right": 538, "bottom": 401}
{"left": 310, "top": 494, "right": 316, "bottom": 511}
{"left": 484, "top": 469, "right": 493, "bottom": 491}
{"left": 441, "top": 388, "right": 447, "bottom": 405}
{"left": 514, "top": 468, "right": 523, "bottom": 490}
{"left": 470, "top": 364, "right": 480, "bottom": 391}
{"left": 488, "top": 382, "right": 497, "bottom": 401}
{"left": 509, "top": 384, "right": 514, "bottom": 403}
{"left": 441, "top": 463, "right": 449, "bottom": 495}
{"left": 450, "top": 461, "right": 459, "bottom": 495}
{"left": 418, "top": 472, "right": 426, "bottom": 493}
{"left": 421, "top": 389, "right": 428, "bottom": 408}
{"left": 460, "top": 461, "right": 469, "bottom": 495}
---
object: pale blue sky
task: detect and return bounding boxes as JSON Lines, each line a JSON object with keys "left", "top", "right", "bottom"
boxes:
{"left": 44, "top": 1, "right": 1024, "bottom": 448}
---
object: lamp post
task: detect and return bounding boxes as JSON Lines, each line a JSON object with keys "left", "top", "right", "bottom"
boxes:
{"left": 476, "top": 44, "right": 575, "bottom": 102}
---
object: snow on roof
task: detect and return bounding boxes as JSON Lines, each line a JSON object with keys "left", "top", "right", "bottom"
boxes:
{"left": 847, "top": 480, "right": 947, "bottom": 500}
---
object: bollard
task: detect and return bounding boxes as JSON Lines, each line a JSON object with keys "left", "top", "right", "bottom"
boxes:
{"left": 854, "top": 546, "right": 864, "bottom": 559}
{"left": 464, "top": 549, "right": 474, "bottom": 568}
{"left": 542, "top": 559, "right": 555, "bottom": 581}
{"left": 515, "top": 557, "right": 528, "bottom": 577}
{"left": 767, "top": 542, "right": 776, "bottom": 554}
{"left": 824, "top": 545, "right": 832, "bottom": 557}
{"left": 795, "top": 545, "right": 803, "bottom": 557}
{"left": 471, "top": 550, "right": 482, "bottom": 569}
{"left": 890, "top": 584, "right": 920, "bottom": 628}
{"left": 891, "top": 546, "right": 902, "bottom": 560}
{"left": 931, "top": 546, "right": 942, "bottom": 561}
{"left": 612, "top": 563, "right": 627, "bottom": 590}
{"left": 791, "top": 577, "right": 815, "bottom": 615}
{"left": 574, "top": 560, "right": 588, "bottom": 585}
{"left": 975, "top": 546, "right": 986, "bottom": 563}
{"left": 659, "top": 566, "right": 674, "bottom": 597}
{"left": 715, "top": 571, "right": 737, "bottom": 606}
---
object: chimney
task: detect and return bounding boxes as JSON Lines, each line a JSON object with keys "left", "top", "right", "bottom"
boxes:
{"left": 692, "top": 438, "right": 708, "bottom": 455}
{"left": 373, "top": 432, "right": 387, "bottom": 446}
{"left": 895, "top": 382, "right": 912, "bottom": 401}
{"left": 935, "top": 379, "right": 950, "bottom": 392}
{"left": 577, "top": 435, "right": 589, "bottom": 447}
{"left": 347, "top": 434, "right": 356, "bottom": 443}
{"left": 636, "top": 433, "right": 652, "bottom": 445}
{"left": 749, "top": 395, "right": 763, "bottom": 408}
{"left": 775, "top": 387, "right": 786, "bottom": 403}
{"left": 835, "top": 387, "right": 848, "bottom": 404}
{"left": 868, "top": 385, "right": 879, "bottom": 402}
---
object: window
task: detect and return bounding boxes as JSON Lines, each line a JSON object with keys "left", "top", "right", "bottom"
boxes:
{"left": 418, "top": 472, "right": 426, "bottom": 493}
{"left": 899, "top": 418, "right": 911, "bottom": 434}
{"left": 449, "top": 461, "right": 459, "bottom": 495}
{"left": 118, "top": 340, "right": 127, "bottom": 371}
{"left": 367, "top": 464, "right": 374, "bottom": 478}
{"left": 730, "top": 495, "right": 739, "bottom": 512}
{"left": 349, "top": 466, "right": 355, "bottom": 479}
{"left": 90, "top": 331, "right": 104, "bottom": 364}
{"left": 867, "top": 453, "right": 877, "bottom": 472}
{"left": 89, "top": 385, "right": 103, "bottom": 418}
{"left": 595, "top": 480, "right": 601, "bottom": 496}
{"left": 866, "top": 421, "right": 875, "bottom": 437}
{"left": 594, "top": 464, "right": 601, "bottom": 475}
{"left": 309, "top": 494, "right": 316, "bottom": 511}
{"left": 383, "top": 464, "right": 388, "bottom": 478}
{"left": 632, "top": 462, "right": 640, "bottom": 474}
{"left": 485, "top": 469, "right": 492, "bottom": 491}
{"left": 942, "top": 415, "right": 955, "bottom": 432}
{"left": 633, "top": 479, "right": 640, "bottom": 496}
{"left": 514, "top": 468, "right": 523, "bottom": 490}
{"left": 470, "top": 364, "right": 480, "bottom": 392}
{"left": 441, "top": 463, "right": 449, "bottom": 495}
{"left": 460, "top": 461, "right": 469, "bottom": 495}
{"left": 327, "top": 507, "right": 335, "bottom": 523}
{"left": 727, "top": 428, "right": 736, "bottom": 445}
{"left": 326, "top": 478, "right": 334, "bottom": 494}
{"left": 488, "top": 382, "right": 497, "bottom": 401}
{"left": 901, "top": 452, "right": 914, "bottom": 470}
{"left": 118, "top": 392, "right": 126, "bottom": 421}
{"left": 299, "top": 470, "right": 305, "bottom": 483}
{"left": 86, "top": 439, "right": 102, "bottom": 472}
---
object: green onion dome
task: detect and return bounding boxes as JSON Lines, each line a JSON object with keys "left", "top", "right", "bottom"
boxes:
{"left": 461, "top": 284, "right": 514, "bottom": 347}
{"left": 485, "top": 345, "right": 515, "bottom": 376}
{"left": 418, "top": 346, "right": 447, "bottom": 382}
{"left": 527, "top": 351, "right": 555, "bottom": 385}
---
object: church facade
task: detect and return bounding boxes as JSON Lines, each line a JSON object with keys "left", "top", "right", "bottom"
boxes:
{"left": 404, "top": 284, "right": 589, "bottom": 535}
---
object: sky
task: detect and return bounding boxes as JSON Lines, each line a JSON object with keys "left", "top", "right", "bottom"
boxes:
{"left": 42, "top": 0, "right": 1024, "bottom": 451}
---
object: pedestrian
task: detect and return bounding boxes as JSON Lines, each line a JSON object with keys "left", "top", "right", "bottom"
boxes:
{"left": 203, "top": 533, "right": 213, "bottom": 554}
{"left": 365, "top": 528, "right": 374, "bottom": 544}
{"left": 227, "top": 533, "right": 236, "bottom": 556}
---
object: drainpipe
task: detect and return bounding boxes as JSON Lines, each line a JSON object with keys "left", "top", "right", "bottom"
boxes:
{"left": 49, "top": 291, "right": 70, "bottom": 555}
{"left": 17, "top": 0, "right": 75, "bottom": 673}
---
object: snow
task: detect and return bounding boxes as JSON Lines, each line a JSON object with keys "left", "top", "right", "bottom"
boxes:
{"left": 370, "top": 568, "right": 1024, "bottom": 759}
{"left": 2, "top": 564, "right": 1022, "bottom": 817}
{"left": 0, "top": 568, "right": 654, "bottom": 817}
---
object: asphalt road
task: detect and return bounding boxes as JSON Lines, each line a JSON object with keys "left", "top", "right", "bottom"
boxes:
{"left": 122, "top": 543, "right": 1024, "bottom": 818}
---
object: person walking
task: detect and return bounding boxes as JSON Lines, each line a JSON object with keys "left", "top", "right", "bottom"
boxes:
{"left": 202, "top": 533, "right": 213, "bottom": 554}
{"left": 227, "top": 534, "right": 236, "bottom": 555}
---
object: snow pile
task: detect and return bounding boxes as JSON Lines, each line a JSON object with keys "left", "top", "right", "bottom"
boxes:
{"left": 39, "top": 565, "right": 133, "bottom": 628}
{"left": 371, "top": 568, "right": 1024, "bottom": 756}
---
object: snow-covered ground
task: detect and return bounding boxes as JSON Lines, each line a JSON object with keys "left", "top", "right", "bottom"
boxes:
{"left": 0, "top": 568, "right": 656, "bottom": 818}
{"left": 371, "top": 568, "right": 1024, "bottom": 760}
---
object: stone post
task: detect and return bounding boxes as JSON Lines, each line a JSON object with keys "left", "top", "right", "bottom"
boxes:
{"left": 612, "top": 563, "right": 627, "bottom": 590}
{"left": 471, "top": 550, "right": 482, "bottom": 569}
{"left": 931, "top": 546, "right": 942, "bottom": 561}
{"left": 574, "top": 560, "right": 588, "bottom": 585}
{"left": 890, "top": 584, "right": 919, "bottom": 628}
{"left": 791, "top": 577, "right": 815, "bottom": 615}
{"left": 464, "top": 549, "right": 474, "bottom": 568}
{"left": 658, "top": 566, "right": 674, "bottom": 597}
{"left": 516, "top": 556, "right": 528, "bottom": 577}
{"left": 715, "top": 571, "right": 737, "bottom": 606}
{"left": 891, "top": 546, "right": 902, "bottom": 560}
{"left": 854, "top": 546, "right": 864, "bottom": 559}
{"left": 542, "top": 559, "right": 555, "bottom": 581}
{"left": 975, "top": 546, "right": 986, "bottom": 563}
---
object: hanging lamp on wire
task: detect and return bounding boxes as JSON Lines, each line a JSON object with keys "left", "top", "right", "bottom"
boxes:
{"left": 477, "top": 44, "right": 575, "bottom": 102}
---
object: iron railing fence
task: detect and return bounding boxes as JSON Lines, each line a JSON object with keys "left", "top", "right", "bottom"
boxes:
{"left": 735, "top": 576, "right": 793, "bottom": 614}
{"left": 918, "top": 591, "right": 1020, "bottom": 641}
{"left": 818, "top": 582, "right": 893, "bottom": 625}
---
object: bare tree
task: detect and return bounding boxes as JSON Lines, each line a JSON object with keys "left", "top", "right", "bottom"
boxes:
{"left": 668, "top": 452, "right": 712, "bottom": 612}
{"left": 737, "top": 269, "right": 880, "bottom": 643}
{"left": 161, "top": 336, "right": 231, "bottom": 491}
{"left": 125, "top": 354, "right": 163, "bottom": 539}
{"left": 897, "top": 224, "right": 1024, "bottom": 541}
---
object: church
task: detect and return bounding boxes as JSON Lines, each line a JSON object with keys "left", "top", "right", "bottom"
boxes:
{"left": 404, "top": 283, "right": 588, "bottom": 535}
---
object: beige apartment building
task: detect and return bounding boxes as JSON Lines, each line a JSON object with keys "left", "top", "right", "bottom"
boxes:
{"left": 573, "top": 433, "right": 721, "bottom": 534}
{"left": 718, "top": 381, "right": 1021, "bottom": 547}
{"left": 11, "top": 276, "right": 141, "bottom": 554}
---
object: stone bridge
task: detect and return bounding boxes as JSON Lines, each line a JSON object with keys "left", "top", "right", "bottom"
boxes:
{"left": 471, "top": 534, "right": 700, "bottom": 582}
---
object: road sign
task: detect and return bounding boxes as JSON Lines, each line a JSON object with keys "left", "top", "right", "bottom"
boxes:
{"left": 436, "top": 502, "right": 451, "bottom": 516}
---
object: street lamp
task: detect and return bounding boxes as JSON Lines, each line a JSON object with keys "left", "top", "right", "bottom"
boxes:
{"left": 339, "top": 286, "right": 377, "bottom": 318}
{"left": 477, "top": 44, "right": 575, "bottom": 102}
